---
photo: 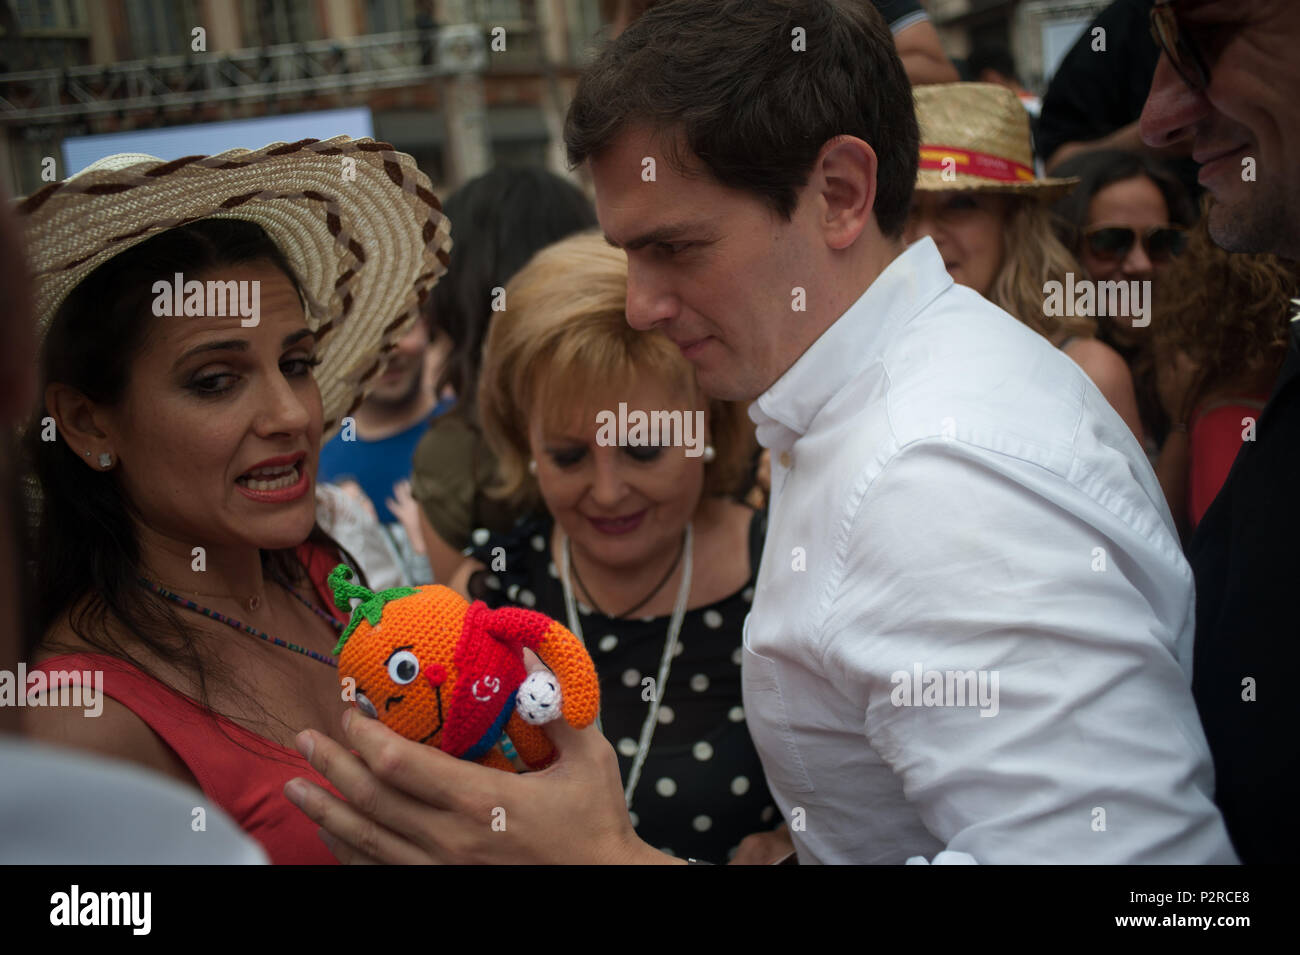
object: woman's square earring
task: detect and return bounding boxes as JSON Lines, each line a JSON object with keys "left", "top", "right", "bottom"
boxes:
{"left": 528, "top": 459, "right": 538, "bottom": 475}
{"left": 98, "top": 452, "right": 113, "bottom": 469}
{"left": 703, "top": 445, "right": 716, "bottom": 463}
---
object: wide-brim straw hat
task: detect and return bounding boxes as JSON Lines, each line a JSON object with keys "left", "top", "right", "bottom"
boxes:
{"left": 17, "top": 136, "right": 452, "bottom": 439}
{"left": 914, "top": 83, "right": 1078, "bottom": 199}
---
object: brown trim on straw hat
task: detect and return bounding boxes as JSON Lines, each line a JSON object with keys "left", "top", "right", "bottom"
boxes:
{"left": 913, "top": 83, "right": 1078, "bottom": 200}
{"left": 17, "top": 136, "right": 453, "bottom": 439}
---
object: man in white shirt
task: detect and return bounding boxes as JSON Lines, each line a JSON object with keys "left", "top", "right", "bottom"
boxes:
{"left": 286, "top": 0, "right": 1235, "bottom": 864}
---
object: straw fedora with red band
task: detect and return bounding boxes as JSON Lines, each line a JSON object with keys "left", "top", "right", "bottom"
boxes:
{"left": 17, "top": 136, "right": 453, "bottom": 441}
{"left": 914, "top": 83, "right": 1078, "bottom": 200}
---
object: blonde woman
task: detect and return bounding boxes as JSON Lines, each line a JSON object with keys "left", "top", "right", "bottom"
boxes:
{"left": 447, "top": 232, "right": 789, "bottom": 864}
{"left": 904, "top": 83, "right": 1144, "bottom": 443}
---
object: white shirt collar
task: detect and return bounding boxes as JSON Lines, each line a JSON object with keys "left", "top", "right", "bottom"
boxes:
{"left": 749, "top": 236, "right": 953, "bottom": 452}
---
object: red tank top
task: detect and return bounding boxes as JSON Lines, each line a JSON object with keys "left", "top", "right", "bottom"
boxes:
{"left": 28, "top": 543, "right": 354, "bottom": 865}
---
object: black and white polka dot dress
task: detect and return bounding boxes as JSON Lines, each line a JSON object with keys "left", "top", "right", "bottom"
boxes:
{"left": 467, "top": 507, "right": 779, "bottom": 862}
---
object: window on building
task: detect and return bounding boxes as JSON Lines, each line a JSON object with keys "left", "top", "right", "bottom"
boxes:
{"left": 241, "top": 0, "right": 319, "bottom": 47}
{"left": 472, "top": 0, "right": 535, "bottom": 26}
{"left": 368, "top": 0, "right": 431, "bottom": 34}
{"left": 5, "top": 0, "right": 90, "bottom": 69}
{"left": 14, "top": 0, "right": 85, "bottom": 32}
{"left": 124, "top": 0, "right": 202, "bottom": 57}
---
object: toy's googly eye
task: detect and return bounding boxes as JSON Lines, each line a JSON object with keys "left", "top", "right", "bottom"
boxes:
{"left": 387, "top": 650, "right": 420, "bottom": 685}
{"left": 356, "top": 692, "right": 378, "bottom": 719}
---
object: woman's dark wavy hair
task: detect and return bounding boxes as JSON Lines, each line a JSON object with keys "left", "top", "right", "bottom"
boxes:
{"left": 428, "top": 166, "right": 596, "bottom": 425}
{"left": 21, "top": 218, "right": 365, "bottom": 741}
{"left": 1049, "top": 149, "right": 1198, "bottom": 251}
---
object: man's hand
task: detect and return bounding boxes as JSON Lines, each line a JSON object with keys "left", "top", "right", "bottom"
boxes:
{"left": 284, "top": 708, "right": 680, "bottom": 865}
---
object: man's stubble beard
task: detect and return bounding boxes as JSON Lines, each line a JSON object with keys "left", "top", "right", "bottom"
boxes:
{"left": 1209, "top": 185, "right": 1300, "bottom": 261}
{"left": 365, "top": 365, "right": 425, "bottom": 412}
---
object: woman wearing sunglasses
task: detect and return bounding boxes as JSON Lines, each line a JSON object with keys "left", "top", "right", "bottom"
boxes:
{"left": 1052, "top": 149, "right": 1197, "bottom": 349}
{"left": 904, "top": 84, "right": 1145, "bottom": 443}
{"left": 1052, "top": 148, "right": 1197, "bottom": 464}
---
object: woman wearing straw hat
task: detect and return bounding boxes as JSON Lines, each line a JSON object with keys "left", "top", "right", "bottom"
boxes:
{"left": 904, "top": 83, "right": 1144, "bottom": 444}
{"left": 15, "top": 137, "right": 451, "bottom": 864}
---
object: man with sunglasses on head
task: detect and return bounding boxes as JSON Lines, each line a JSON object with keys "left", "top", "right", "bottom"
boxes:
{"left": 1141, "top": 0, "right": 1300, "bottom": 864}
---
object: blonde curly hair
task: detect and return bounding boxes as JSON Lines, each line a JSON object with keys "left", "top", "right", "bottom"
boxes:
{"left": 1152, "top": 195, "right": 1297, "bottom": 412}
{"left": 988, "top": 198, "right": 1097, "bottom": 344}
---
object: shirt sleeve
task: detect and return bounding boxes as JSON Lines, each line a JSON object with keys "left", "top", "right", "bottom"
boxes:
{"left": 409, "top": 417, "right": 480, "bottom": 549}
{"left": 821, "top": 438, "right": 1237, "bottom": 863}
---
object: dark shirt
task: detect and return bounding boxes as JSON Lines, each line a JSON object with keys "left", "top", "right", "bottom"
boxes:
{"left": 1187, "top": 319, "right": 1300, "bottom": 864}
{"left": 467, "top": 508, "right": 779, "bottom": 862}
{"left": 1038, "top": 0, "right": 1156, "bottom": 162}
{"left": 1037, "top": 0, "right": 1199, "bottom": 192}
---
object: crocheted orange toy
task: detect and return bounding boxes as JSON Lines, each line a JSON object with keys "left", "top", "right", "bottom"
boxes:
{"left": 327, "top": 565, "right": 599, "bottom": 772}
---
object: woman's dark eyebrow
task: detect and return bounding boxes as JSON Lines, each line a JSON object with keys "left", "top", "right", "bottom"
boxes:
{"left": 172, "top": 329, "right": 316, "bottom": 371}
{"left": 172, "top": 340, "right": 245, "bottom": 371}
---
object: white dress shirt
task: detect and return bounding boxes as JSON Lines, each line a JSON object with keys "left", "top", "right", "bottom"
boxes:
{"left": 743, "top": 237, "right": 1237, "bottom": 864}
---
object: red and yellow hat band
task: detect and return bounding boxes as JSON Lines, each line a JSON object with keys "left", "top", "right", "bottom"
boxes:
{"left": 919, "top": 145, "right": 1035, "bottom": 184}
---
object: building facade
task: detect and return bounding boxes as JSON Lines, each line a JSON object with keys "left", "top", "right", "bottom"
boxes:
{"left": 0, "top": 0, "right": 620, "bottom": 196}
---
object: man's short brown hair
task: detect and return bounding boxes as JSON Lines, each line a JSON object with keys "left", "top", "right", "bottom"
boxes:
{"left": 566, "top": 0, "right": 918, "bottom": 237}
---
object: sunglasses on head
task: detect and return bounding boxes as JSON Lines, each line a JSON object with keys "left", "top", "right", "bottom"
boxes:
{"left": 1083, "top": 225, "right": 1188, "bottom": 263}
{"left": 1150, "top": 0, "right": 1210, "bottom": 92}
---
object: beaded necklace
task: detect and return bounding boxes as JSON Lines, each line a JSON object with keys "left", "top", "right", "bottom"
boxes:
{"left": 136, "top": 572, "right": 342, "bottom": 668}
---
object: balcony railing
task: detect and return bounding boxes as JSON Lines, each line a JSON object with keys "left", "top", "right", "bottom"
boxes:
{"left": 0, "top": 25, "right": 547, "bottom": 123}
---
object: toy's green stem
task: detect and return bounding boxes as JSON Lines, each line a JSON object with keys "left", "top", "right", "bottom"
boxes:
{"left": 327, "top": 564, "right": 418, "bottom": 655}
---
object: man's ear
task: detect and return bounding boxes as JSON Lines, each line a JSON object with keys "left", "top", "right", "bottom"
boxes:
{"left": 813, "top": 136, "right": 878, "bottom": 251}
{"left": 44, "top": 382, "right": 114, "bottom": 462}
